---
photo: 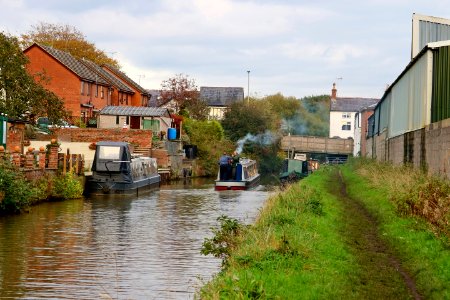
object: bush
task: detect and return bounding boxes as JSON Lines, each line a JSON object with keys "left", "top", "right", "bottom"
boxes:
{"left": 201, "top": 215, "right": 244, "bottom": 266}
{"left": 51, "top": 172, "right": 84, "bottom": 199}
{"left": 0, "top": 162, "right": 35, "bottom": 213}
{"left": 183, "top": 118, "right": 234, "bottom": 176}
{"left": 350, "top": 158, "right": 450, "bottom": 237}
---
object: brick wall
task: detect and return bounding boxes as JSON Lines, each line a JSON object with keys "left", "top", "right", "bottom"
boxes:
{"left": 6, "top": 123, "right": 25, "bottom": 153}
{"left": 151, "top": 149, "right": 169, "bottom": 167}
{"left": 360, "top": 110, "right": 374, "bottom": 156}
{"left": 425, "top": 119, "right": 450, "bottom": 178}
{"left": 25, "top": 45, "right": 82, "bottom": 117}
{"left": 387, "top": 135, "right": 404, "bottom": 165}
{"left": 366, "top": 119, "right": 450, "bottom": 179}
{"left": 51, "top": 128, "right": 153, "bottom": 148}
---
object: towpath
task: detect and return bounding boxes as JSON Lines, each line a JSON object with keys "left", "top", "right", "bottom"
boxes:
{"left": 329, "top": 170, "right": 422, "bottom": 299}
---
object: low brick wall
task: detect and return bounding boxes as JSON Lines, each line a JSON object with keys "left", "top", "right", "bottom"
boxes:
{"left": 151, "top": 149, "right": 169, "bottom": 168}
{"left": 51, "top": 128, "right": 153, "bottom": 148}
{"left": 367, "top": 119, "right": 450, "bottom": 179}
{"left": 0, "top": 143, "right": 84, "bottom": 179}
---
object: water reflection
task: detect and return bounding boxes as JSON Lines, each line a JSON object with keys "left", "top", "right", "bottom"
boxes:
{"left": 0, "top": 179, "right": 269, "bottom": 299}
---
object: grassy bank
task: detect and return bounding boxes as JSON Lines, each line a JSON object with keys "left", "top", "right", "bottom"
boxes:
{"left": 199, "top": 160, "right": 450, "bottom": 299}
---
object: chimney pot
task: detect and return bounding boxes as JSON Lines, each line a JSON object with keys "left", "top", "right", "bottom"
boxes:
{"left": 331, "top": 83, "right": 337, "bottom": 99}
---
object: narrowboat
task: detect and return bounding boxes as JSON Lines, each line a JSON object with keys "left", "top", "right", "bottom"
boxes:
{"left": 85, "top": 141, "right": 160, "bottom": 196}
{"left": 279, "top": 158, "right": 319, "bottom": 185}
{"left": 215, "top": 158, "right": 260, "bottom": 191}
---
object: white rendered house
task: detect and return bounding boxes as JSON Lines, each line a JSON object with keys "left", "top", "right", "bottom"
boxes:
{"left": 329, "top": 83, "right": 379, "bottom": 139}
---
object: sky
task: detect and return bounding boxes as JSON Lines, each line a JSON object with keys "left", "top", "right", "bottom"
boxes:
{"left": 1, "top": 0, "right": 450, "bottom": 100}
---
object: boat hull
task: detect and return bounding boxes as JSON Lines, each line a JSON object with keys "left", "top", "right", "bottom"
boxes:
{"left": 215, "top": 174, "right": 260, "bottom": 191}
{"left": 85, "top": 174, "right": 161, "bottom": 197}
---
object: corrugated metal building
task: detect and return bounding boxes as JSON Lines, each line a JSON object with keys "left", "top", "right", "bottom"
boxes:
{"left": 365, "top": 13, "right": 450, "bottom": 178}
{"left": 411, "top": 13, "right": 450, "bottom": 59}
{"left": 371, "top": 41, "right": 450, "bottom": 139}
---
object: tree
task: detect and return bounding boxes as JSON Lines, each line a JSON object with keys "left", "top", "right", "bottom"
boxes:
{"left": 0, "top": 32, "right": 67, "bottom": 122}
{"left": 288, "top": 95, "right": 330, "bottom": 137}
{"left": 158, "top": 74, "right": 209, "bottom": 120}
{"left": 183, "top": 118, "right": 234, "bottom": 175}
{"left": 221, "top": 100, "right": 277, "bottom": 142}
{"left": 21, "top": 22, "right": 120, "bottom": 69}
{"left": 264, "top": 93, "right": 300, "bottom": 119}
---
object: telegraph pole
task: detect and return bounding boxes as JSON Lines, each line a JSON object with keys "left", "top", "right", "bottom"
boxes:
{"left": 247, "top": 70, "right": 250, "bottom": 104}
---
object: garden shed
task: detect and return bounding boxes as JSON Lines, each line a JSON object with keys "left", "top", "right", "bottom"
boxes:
{"left": 97, "top": 106, "right": 172, "bottom": 135}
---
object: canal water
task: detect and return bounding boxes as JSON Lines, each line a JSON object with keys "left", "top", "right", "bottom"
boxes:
{"left": 0, "top": 179, "right": 269, "bottom": 299}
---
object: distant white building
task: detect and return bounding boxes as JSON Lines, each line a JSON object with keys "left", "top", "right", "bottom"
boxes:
{"left": 200, "top": 87, "right": 244, "bottom": 120}
{"left": 329, "top": 83, "right": 379, "bottom": 139}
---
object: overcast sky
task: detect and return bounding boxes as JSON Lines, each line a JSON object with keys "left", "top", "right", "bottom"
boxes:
{"left": 1, "top": 0, "right": 449, "bottom": 99}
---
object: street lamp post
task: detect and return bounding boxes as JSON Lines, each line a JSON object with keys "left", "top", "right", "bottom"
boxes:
{"left": 247, "top": 70, "right": 250, "bottom": 104}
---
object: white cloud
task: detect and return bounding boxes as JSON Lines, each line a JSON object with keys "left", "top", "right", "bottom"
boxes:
{"left": 1, "top": 0, "right": 450, "bottom": 98}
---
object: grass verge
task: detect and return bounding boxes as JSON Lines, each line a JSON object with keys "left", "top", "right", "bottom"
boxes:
{"left": 199, "top": 166, "right": 358, "bottom": 299}
{"left": 199, "top": 160, "right": 450, "bottom": 299}
{"left": 342, "top": 159, "right": 450, "bottom": 299}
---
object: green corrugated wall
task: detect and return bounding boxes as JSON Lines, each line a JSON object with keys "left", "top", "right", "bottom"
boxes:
{"left": 432, "top": 46, "right": 450, "bottom": 122}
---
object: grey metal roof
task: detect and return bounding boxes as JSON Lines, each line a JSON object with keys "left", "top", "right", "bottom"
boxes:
{"left": 103, "top": 65, "right": 149, "bottom": 95}
{"left": 330, "top": 97, "right": 380, "bottom": 112}
{"left": 200, "top": 87, "right": 244, "bottom": 106}
{"left": 99, "top": 106, "right": 170, "bottom": 117}
{"left": 39, "top": 44, "right": 110, "bottom": 85}
{"left": 80, "top": 59, "right": 134, "bottom": 93}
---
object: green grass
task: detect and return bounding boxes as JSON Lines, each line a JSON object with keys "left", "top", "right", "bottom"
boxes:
{"left": 200, "top": 167, "right": 359, "bottom": 299}
{"left": 199, "top": 160, "right": 450, "bottom": 299}
{"left": 341, "top": 161, "right": 450, "bottom": 299}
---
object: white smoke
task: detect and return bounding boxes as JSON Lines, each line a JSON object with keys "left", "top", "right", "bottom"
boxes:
{"left": 235, "top": 131, "right": 276, "bottom": 154}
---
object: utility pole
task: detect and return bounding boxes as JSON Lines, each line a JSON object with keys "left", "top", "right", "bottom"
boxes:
{"left": 247, "top": 70, "right": 250, "bottom": 104}
{"left": 138, "top": 74, "right": 145, "bottom": 85}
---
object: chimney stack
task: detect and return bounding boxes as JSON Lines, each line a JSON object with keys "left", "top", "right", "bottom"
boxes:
{"left": 331, "top": 83, "right": 337, "bottom": 99}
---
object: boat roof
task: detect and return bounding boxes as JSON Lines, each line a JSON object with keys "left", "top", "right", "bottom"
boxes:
{"left": 239, "top": 158, "right": 257, "bottom": 165}
{"left": 96, "top": 141, "right": 129, "bottom": 147}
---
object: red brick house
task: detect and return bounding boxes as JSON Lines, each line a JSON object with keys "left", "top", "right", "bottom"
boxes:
{"left": 24, "top": 43, "right": 112, "bottom": 124}
{"left": 80, "top": 59, "right": 135, "bottom": 108}
{"left": 24, "top": 44, "right": 150, "bottom": 126}
{"left": 102, "top": 65, "right": 150, "bottom": 107}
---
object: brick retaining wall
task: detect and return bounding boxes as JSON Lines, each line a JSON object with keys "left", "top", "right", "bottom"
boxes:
{"left": 367, "top": 119, "right": 450, "bottom": 179}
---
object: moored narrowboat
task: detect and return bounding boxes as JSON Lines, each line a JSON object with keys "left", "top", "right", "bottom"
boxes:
{"left": 85, "top": 141, "right": 160, "bottom": 196}
{"left": 215, "top": 158, "right": 260, "bottom": 191}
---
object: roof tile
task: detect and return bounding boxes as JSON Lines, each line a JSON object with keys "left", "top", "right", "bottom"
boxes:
{"left": 39, "top": 45, "right": 110, "bottom": 85}
{"left": 330, "top": 97, "right": 380, "bottom": 112}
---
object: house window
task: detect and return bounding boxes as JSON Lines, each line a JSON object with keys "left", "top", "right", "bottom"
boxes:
{"left": 142, "top": 95, "right": 148, "bottom": 106}
{"left": 342, "top": 122, "right": 351, "bottom": 131}
{"left": 95, "top": 85, "right": 98, "bottom": 97}
{"left": 101, "top": 87, "right": 104, "bottom": 99}
{"left": 126, "top": 116, "right": 129, "bottom": 125}
{"left": 342, "top": 112, "right": 351, "bottom": 119}
{"left": 119, "top": 92, "right": 126, "bottom": 105}
{"left": 80, "top": 81, "right": 84, "bottom": 95}
{"left": 116, "top": 115, "right": 119, "bottom": 125}
{"left": 86, "top": 83, "right": 91, "bottom": 96}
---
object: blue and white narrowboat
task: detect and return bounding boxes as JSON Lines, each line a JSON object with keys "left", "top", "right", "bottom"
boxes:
{"left": 215, "top": 158, "right": 260, "bottom": 191}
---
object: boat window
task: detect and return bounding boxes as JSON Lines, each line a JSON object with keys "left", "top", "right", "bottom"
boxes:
{"left": 98, "top": 146, "right": 121, "bottom": 160}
